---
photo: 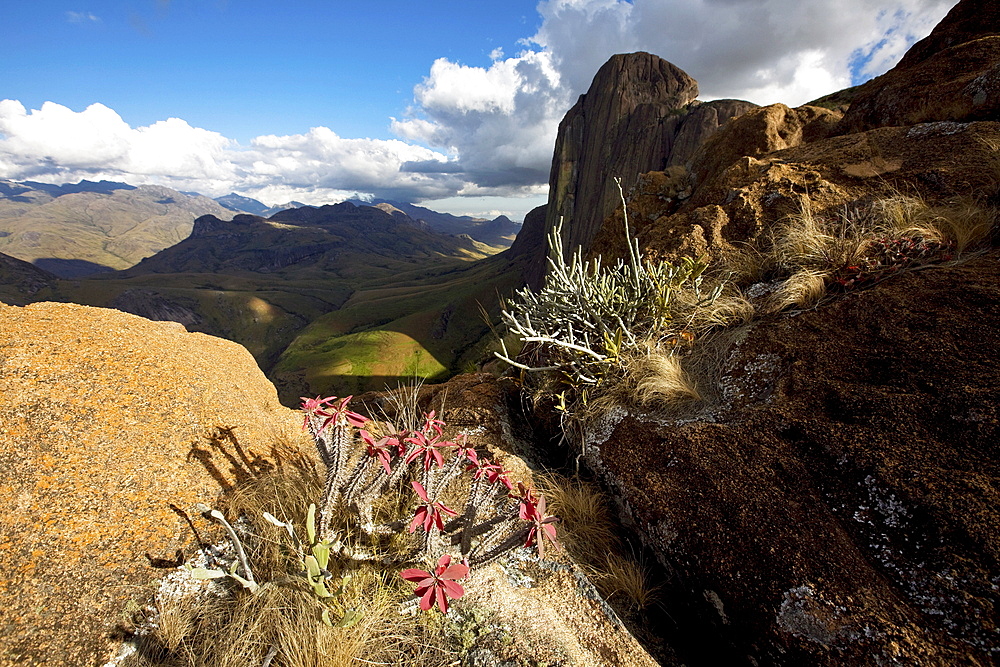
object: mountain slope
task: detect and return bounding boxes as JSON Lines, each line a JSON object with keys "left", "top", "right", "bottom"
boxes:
{"left": 121, "top": 201, "right": 494, "bottom": 276}
{"left": 348, "top": 197, "right": 521, "bottom": 247}
{"left": 0, "top": 180, "right": 234, "bottom": 277}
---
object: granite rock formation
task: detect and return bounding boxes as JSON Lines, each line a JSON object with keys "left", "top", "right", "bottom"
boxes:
{"left": 531, "top": 0, "right": 1000, "bottom": 662}
{"left": 543, "top": 52, "right": 756, "bottom": 265}
{"left": 580, "top": 253, "right": 1000, "bottom": 663}
{"left": 0, "top": 302, "right": 312, "bottom": 666}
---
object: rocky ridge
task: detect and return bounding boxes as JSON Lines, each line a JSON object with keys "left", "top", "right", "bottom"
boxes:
{"left": 543, "top": 52, "right": 757, "bottom": 267}
{"left": 532, "top": 0, "right": 1000, "bottom": 663}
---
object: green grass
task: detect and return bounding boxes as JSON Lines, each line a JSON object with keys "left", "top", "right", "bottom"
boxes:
{"left": 273, "top": 254, "right": 524, "bottom": 400}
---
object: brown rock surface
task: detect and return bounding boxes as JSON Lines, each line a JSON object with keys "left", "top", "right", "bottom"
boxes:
{"left": 893, "top": 0, "right": 1000, "bottom": 71}
{"left": 689, "top": 104, "right": 842, "bottom": 186}
{"left": 0, "top": 301, "right": 311, "bottom": 666}
{"left": 582, "top": 253, "right": 1000, "bottom": 664}
{"left": 545, "top": 53, "right": 699, "bottom": 256}
{"left": 596, "top": 120, "right": 1000, "bottom": 266}
{"left": 838, "top": 0, "right": 1000, "bottom": 134}
{"left": 838, "top": 36, "right": 1000, "bottom": 133}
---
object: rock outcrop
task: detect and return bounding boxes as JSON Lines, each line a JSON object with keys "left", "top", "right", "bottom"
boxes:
{"left": 529, "top": 0, "right": 1000, "bottom": 663}
{"left": 582, "top": 252, "right": 1000, "bottom": 663}
{"left": 0, "top": 251, "right": 56, "bottom": 306}
{"left": 837, "top": 0, "right": 1000, "bottom": 133}
{"left": 543, "top": 52, "right": 755, "bottom": 264}
{"left": 0, "top": 302, "right": 312, "bottom": 666}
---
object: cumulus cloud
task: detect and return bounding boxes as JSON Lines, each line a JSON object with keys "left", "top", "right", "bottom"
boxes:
{"left": 392, "top": 49, "right": 569, "bottom": 191}
{"left": 0, "top": 100, "right": 464, "bottom": 205}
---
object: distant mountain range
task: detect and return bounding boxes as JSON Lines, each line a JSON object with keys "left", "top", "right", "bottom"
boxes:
{"left": 213, "top": 192, "right": 308, "bottom": 218}
{"left": 0, "top": 179, "right": 521, "bottom": 279}
{"left": 211, "top": 191, "right": 521, "bottom": 248}
{"left": 347, "top": 197, "right": 520, "bottom": 247}
{"left": 0, "top": 179, "right": 233, "bottom": 278}
{"left": 121, "top": 201, "right": 495, "bottom": 276}
{"left": 0, "top": 177, "right": 532, "bottom": 399}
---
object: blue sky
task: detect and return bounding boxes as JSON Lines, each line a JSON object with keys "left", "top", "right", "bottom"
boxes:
{"left": 4, "top": 1, "right": 542, "bottom": 143}
{"left": 1, "top": 0, "right": 954, "bottom": 220}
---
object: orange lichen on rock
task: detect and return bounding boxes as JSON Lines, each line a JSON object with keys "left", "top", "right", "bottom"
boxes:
{"left": 0, "top": 301, "right": 313, "bottom": 666}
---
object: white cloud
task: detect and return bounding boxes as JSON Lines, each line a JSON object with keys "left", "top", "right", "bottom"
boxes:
{"left": 66, "top": 11, "right": 100, "bottom": 23}
{"left": 391, "top": 49, "right": 568, "bottom": 190}
{"left": 0, "top": 100, "right": 468, "bottom": 206}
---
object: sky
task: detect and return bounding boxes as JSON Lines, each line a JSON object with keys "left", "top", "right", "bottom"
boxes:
{"left": 0, "top": 0, "right": 954, "bottom": 221}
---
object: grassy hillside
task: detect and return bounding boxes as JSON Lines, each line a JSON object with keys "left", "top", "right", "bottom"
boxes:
{"left": 271, "top": 253, "right": 526, "bottom": 400}
{"left": 0, "top": 181, "right": 233, "bottom": 277}
{"left": 12, "top": 201, "right": 533, "bottom": 404}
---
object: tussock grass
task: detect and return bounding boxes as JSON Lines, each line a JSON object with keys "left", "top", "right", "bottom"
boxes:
{"left": 124, "top": 467, "right": 459, "bottom": 667}
{"left": 726, "top": 193, "right": 999, "bottom": 314}
{"left": 626, "top": 347, "right": 702, "bottom": 407}
{"left": 765, "top": 269, "right": 828, "bottom": 313}
{"left": 536, "top": 473, "right": 662, "bottom": 613}
{"left": 592, "top": 552, "right": 662, "bottom": 612}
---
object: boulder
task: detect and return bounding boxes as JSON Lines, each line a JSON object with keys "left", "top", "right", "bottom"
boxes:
{"left": 838, "top": 0, "right": 1000, "bottom": 133}
{"left": 0, "top": 302, "right": 312, "bottom": 666}
{"left": 581, "top": 253, "right": 1000, "bottom": 664}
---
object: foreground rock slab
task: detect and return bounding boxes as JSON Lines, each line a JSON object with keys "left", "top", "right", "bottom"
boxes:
{"left": 0, "top": 302, "right": 311, "bottom": 666}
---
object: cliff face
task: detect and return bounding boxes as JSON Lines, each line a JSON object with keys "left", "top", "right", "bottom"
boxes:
{"left": 539, "top": 52, "right": 755, "bottom": 282}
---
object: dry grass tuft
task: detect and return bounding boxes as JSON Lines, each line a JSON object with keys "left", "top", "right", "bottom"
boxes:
{"left": 765, "top": 268, "right": 828, "bottom": 313}
{"left": 124, "top": 465, "right": 458, "bottom": 667}
{"left": 536, "top": 473, "right": 663, "bottom": 615}
{"left": 591, "top": 553, "right": 662, "bottom": 611}
{"left": 769, "top": 198, "right": 868, "bottom": 275}
{"left": 537, "top": 473, "right": 618, "bottom": 558}
{"left": 629, "top": 349, "right": 702, "bottom": 406}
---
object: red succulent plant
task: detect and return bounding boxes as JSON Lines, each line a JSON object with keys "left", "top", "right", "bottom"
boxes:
{"left": 360, "top": 429, "right": 403, "bottom": 475}
{"left": 400, "top": 554, "right": 469, "bottom": 613}
{"left": 404, "top": 430, "right": 457, "bottom": 470}
{"left": 519, "top": 493, "right": 561, "bottom": 559}
{"left": 409, "top": 481, "right": 458, "bottom": 533}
